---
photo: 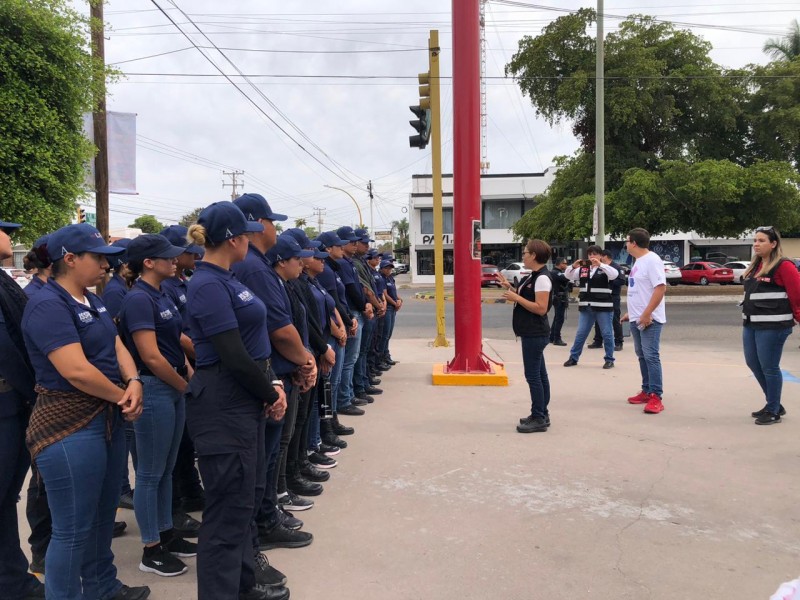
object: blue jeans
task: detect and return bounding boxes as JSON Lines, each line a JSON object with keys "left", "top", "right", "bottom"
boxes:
{"left": 630, "top": 320, "right": 664, "bottom": 397}
{"left": 570, "top": 310, "right": 615, "bottom": 363}
{"left": 133, "top": 376, "right": 185, "bottom": 544}
{"left": 355, "top": 314, "right": 376, "bottom": 393}
{"left": 521, "top": 336, "right": 551, "bottom": 418}
{"left": 338, "top": 312, "right": 363, "bottom": 408}
{"left": 35, "top": 411, "right": 125, "bottom": 600}
{"left": 120, "top": 422, "right": 136, "bottom": 497}
{"left": 743, "top": 325, "right": 792, "bottom": 414}
{"left": 379, "top": 307, "right": 397, "bottom": 358}
{"left": 328, "top": 336, "right": 346, "bottom": 413}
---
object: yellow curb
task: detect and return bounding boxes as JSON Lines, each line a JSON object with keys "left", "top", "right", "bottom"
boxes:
{"left": 432, "top": 363, "right": 509, "bottom": 386}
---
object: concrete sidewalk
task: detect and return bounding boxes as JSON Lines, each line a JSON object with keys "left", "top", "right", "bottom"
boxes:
{"left": 18, "top": 339, "right": 800, "bottom": 600}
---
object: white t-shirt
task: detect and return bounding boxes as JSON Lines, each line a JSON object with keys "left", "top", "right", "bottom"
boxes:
{"left": 519, "top": 272, "right": 553, "bottom": 294}
{"left": 627, "top": 251, "right": 667, "bottom": 323}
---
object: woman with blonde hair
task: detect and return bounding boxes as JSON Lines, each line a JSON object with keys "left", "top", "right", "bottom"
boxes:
{"left": 741, "top": 226, "right": 800, "bottom": 425}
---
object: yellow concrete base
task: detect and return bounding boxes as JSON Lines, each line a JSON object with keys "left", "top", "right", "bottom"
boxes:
{"left": 432, "top": 363, "right": 509, "bottom": 386}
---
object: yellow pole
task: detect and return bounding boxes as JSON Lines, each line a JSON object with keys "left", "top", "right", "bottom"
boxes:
{"left": 430, "top": 30, "right": 449, "bottom": 347}
{"left": 323, "top": 184, "right": 363, "bottom": 226}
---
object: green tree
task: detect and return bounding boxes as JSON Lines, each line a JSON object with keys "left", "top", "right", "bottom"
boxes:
{"left": 392, "top": 217, "right": 409, "bottom": 249}
{"left": 303, "top": 226, "right": 318, "bottom": 239}
{"left": 130, "top": 214, "right": 164, "bottom": 234}
{"left": 179, "top": 207, "right": 204, "bottom": 228}
{"left": 294, "top": 218, "right": 306, "bottom": 228}
{"left": 763, "top": 19, "right": 800, "bottom": 62}
{"left": 0, "top": 0, "right": 105, "bottom": 242}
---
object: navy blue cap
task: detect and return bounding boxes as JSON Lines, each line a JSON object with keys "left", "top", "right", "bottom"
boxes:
{"left": 198, "top": 202, "right": 263, "bottom": 244}
{"left": 0, "top": 220, "right": 21, "bottom": 232}
{"left": 282, "top": 228, "right": 322, "bottom": 250}
{"left": 48, "top": 224, "right": 125, "bottom": 262}
{"left": 160, "top": 225, "right": 203, "bottom": 255}
{"left": 234, "top": 193, "right": 288, "bottom": 223}
{"left": 366, "top": 249, "right": 379, "bottom": 259}
{"left": 312, "top": 248, "right": 329, "bottom": 259}
{"left": 315, "top": 231, "right": 346, "bottom": 250}
{"left": 380, "top": 260, "right": 394, "bottom": 269}
{"left": 354, "top": 228, "right": 374, "bottom": 243}
{"left": 336, "top": 226, "right": 359, "bottom": 242}
{"left": 380, "top": 253, "right": 394, "bottom": 260}
{"left": 31, "top": 235, "right": 52, "bottom": 267}
{"left": 266, "top": 236, "right": 314, "bottom": 265}
{"left": 126, "top": 234, "right": 186, "bottom": 264}
{"left": 109, "top": 238, "right": 132, "bottom": 268}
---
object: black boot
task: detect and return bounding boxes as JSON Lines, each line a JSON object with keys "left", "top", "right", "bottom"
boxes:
{"left": 299, "top": 460, "right": 330, "bottom": 482}
{"left": 320, "top": 420, "right": 347, "bottom": 448}
{"left": 286, "top": 473, "right": 323, "bottom": 497}
{"left": 332, "top": 415, "right": 354, "bottom": 436}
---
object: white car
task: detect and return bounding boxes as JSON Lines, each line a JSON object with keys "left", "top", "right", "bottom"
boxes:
{"left": 1, "top": 267, "right": 30, "bottom": 288}
{"left": 663, "top": 261, "right": 682, "bottom": 285}
{"left": 723, "top": 261, "right": 751, "bottom": 284}
{"left": 500, "top": 262, "right": 532, "bottom": 286}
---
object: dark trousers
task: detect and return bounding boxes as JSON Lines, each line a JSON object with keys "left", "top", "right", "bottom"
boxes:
{"left": 276, "top": 380, "right": 300, "bottom": 496}
{"left": 550, "top": 302, "right": 567, "bottom": 343}
{"left": 0, "top": 411, "right": 39, "bottom": 599}
{"left": 287, "top": 386, "right": 314, "bottom": 476}
{"left": 187, "top": 367, "right": 265, "bottom": 600}
{"left": 369, "top": 315, "right": 385, "bottom": 369}
{"left": 120, "top": 421, "right": 137, "bottom": 496}
{"left": 26, "top": 465, "right": 51, "bottom": 560}
{"left": 355, "top": 316, "right": 376, "bottom": 394}
{"left": 172, "top": 424, "right": 203, "bottom": 508}
{"left": 593, "top": 296, "right": 622, "bottom": 345}
{"left": 521, "top": 336, "right": 551, "bottom": 419}
{"left": 256, "top": 420, "right": 284, "bottom": 531}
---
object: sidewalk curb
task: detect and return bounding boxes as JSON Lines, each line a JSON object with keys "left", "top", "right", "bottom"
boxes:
{"left": 413, "top": 292, "right": 739, "bottom": 305}
{"left": 414, "top": 292, "right": 509, "bottom": 304}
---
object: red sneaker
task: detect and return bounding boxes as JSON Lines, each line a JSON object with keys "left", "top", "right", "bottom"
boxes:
{"left": 627, "top": 390, "right": 649, "bottom": 404}
{"left": 643, "top": 394, "right": 664, "bottom": 414}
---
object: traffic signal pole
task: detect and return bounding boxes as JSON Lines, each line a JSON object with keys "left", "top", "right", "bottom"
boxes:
{"left": 429, "top": 31, "right": 448, "bottom": 348}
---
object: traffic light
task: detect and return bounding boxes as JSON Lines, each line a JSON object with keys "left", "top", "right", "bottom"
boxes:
{"left": 409, "top": 72, "right": 432, "bottom": 149}
{"left": 77, "top": 208, "right": 86, "bottom": 223}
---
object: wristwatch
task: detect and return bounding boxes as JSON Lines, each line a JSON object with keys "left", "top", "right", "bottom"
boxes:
{"left": 125, "top": 376, "right": 143, "bottom": 385}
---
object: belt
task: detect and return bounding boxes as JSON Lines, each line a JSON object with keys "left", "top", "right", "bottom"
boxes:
{"left": 140, "top": 364, "right": 189, "bottom": 378}
{"left": 0, "top": 378, "right": 13, "bottom": 393}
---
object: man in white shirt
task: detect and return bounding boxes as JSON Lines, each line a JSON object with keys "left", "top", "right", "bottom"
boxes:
{"left": 621, "top": 228, "right": 667, "bottom": 414}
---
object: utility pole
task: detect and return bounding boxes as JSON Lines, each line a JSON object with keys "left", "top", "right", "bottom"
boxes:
{"left": 222, "top": 170, "right": 245, "bottom": 200}
{"left": 90, "top": 0, "right": 109, "bottom": 244}
{"left": 367, "top": 180, "right": 374, "bottom": 233}
{"left": 313, "top": 206, "right": 326, "bottom": 233}
{"left": 595, "top": 0, "right": 605, "bottom": 248}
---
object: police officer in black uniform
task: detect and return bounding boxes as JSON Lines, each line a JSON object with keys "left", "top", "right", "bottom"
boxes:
{"left": 549, "top": 257, "right": 570, "bottom": 346}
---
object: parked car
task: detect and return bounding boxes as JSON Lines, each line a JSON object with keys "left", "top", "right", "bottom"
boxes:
{"left": 723, "top": 261, "right": 751, "bottom": 284}
{"left": 392, "top": 262, "right": 409, "bottom": 275}
{"left": 499, "top": 262, "right": 531, "bottom": 286}
{"left": 1, "top": 267, "right": 30, "bottom": 288}
{"left": 679, "top": 262, "right": 734, "bottom": 285}
{"left": 480, "top": 264, "right": 501, "bottom": 287}
{"left": 663, "top": 260, "right": 682, "bottom": 285}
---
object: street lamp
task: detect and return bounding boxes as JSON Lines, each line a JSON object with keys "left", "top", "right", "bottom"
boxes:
{"left": 323, "top": 185, "right": 363, "bottom": 226}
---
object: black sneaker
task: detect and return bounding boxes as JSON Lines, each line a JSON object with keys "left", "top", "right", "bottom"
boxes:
{"left": 278, "top": 490, "right": 314, "bottom": 511}
{"left": 173, "top": 511, "right": 200, "bottom": 538}
{"left": 587, "top": 342, "right": 603, "bottom": 349}
{"left": 331, "top": 417, "right": 354, "bottom": 435}
{"left": 139, "top": 545, "right": 188, "bottom": 577}
{"left": 113, "top": 521, "right": 127, "bottom": 538}
{"left": 552, "top": 340, "right": 567, "bottom": 346}
{"left": 516, "top": 417, "right": 548, "bottom": 433}
{"left": 278, "top": 506, "right": 303, "bottom": 530}
{"left": 319, "top": 442, "right": 341, "bottom": 456}
{"left": 364, "top": 386, "right": 383, "bottom": 395}
{"left": 119, "top": 490, "right": 134, "bottom": 510}
{"left": 563, "top": 358, "right": 578, "bottom": 367}
{"left": 322, "top": 432, "right": 347, "bottom": 448}
{"left": 369, "top": 377, "right": 382, "bottom": 386}
{"left": 519, "top": 414, "right": 551, "bottom": 427}
{"left": 614, "top": 343, "right": 623, "bottom": 351}
{"left": 602, "top": 361, "right": 614, "bottom": 369}
{"left": 108, "top": 585, "right": 151, "bottom": 600}
{"left": 163, "top": 535, "right": 197, "bottom": 558}
{"left": 258, "top": 523, "right": 313, "bottom": 551}
{"left": 308, "top": 452, "right": 337, "bottom": 469}
{"left": 286, "top": 475, "right": 323, "bottom": 497}
{"left": 29, "top": 554, "right": 45, "bottom": 575}
{"left": 239, "top": 583, "right": 290, "bottom": 600}
{"left": 755, "top": 412, "right": 781, "bottom": 425}
{"left": 338, "top": 405, "right": 364, "bottom": 416}
{"left": 254, "top": 552, "right": 287, "bottom": 587}
{"left": 351, "top": 396, "right": 368, "bottom": 406}
{"left": 299, "top": 462, "right": 330, "bottom": 482}
{"left": 751, "top": 404, "right": 786, "bottom": 418}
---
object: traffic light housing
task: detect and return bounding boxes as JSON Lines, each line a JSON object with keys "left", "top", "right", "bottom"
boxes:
{"left": 77, "top": 207, "right": 86, "bottom": 223}
{"left": 409, "top": 72, "right": 432, "bottom": 149}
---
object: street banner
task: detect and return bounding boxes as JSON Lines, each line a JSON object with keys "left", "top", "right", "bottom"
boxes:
{"left": 83, "top": 111, "right": 137, "bottom": 194}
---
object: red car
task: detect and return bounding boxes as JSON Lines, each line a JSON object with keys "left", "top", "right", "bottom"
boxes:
{"left": 679, "top": 262, "right": 734, "bottom": 285}
{"left": 481, "top": 264, "right": 501, "bottom": 287}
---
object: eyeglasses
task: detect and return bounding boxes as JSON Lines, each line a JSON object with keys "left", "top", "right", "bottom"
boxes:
{"left": 522, "top": 251, "right": 531, "bottom": 256}
{"left": 755, "top": 226, "right": 774, "bottom": 234}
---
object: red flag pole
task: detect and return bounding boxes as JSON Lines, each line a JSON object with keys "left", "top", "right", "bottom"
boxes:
{"left": 447, "top": 0, "right": 491, "bottom": 374}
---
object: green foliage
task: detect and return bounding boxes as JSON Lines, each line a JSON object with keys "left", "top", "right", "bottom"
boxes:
{"left": 179, "top": 207, "right": 204, "bottom": 228}
{"left": 130, "top": 214, "right": 164, "bottom": 234}
{"left": 303, "top": 226, "right": 318, "bottom": 239}
{"left": 507, "top": 11, "right": 800, "bottom": 241}
{"left": 392, "top": 217, "right": 409, "bottom": 249}
{"left": 763, "top": 19, "right": 800, "bottom": 62}
{"left": 0, "top": 0, "right": 102, "bottom": 243}
{"left": 294, "top": 218, "right": 307, "bottom": 228}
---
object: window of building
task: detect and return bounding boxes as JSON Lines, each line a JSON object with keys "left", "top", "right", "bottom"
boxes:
{"left": 419, "top": 208, "right": 453, "bottom": 235}
{"left": 416, "top": 249, "right": 454, "bottom": 275}
{"left": 482, "top": 199, "right": 524, "bottom": 230}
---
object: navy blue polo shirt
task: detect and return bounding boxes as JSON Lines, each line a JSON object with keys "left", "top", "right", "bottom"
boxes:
{"left": 306, "top": 276, "right": 335, "bottom": 333}
{"left": 24, "top": 277, "right": 46, "bottom": 298}
{"left": 372, "top": 268, "right": 386, "bottom": 296}
{"left": 258, "top": 263, "right": 305, "bottom": 377}
{"left": 118, "top": 279, "right": 185, "bottom": 370}
{"left": 161, "top": 276, "right": 188, "bottom": 319}
{"left": 337, "top": 256, "right": 365, "bottom": 310}
{"left": 317, "top": 263, "right": 348, "bottom": 310}
{"left": 383, "top": 273, "right": 398, "bottom": 302}
{"left": 185, "top": 261, "right": 269, "bottom": 368}
{"left": 102, "top": 274, "right": 128, "bottom": 319}
{"left": 22, "top": 280, "right": 121, "bottom": 392}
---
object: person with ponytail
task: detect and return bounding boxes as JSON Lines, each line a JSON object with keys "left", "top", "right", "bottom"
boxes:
{"left": 741, "top": 226, "right": 800, "bottom": 425}
{"left": 183, "top": 202, "right": 289, "bottom": 600}
{"left": 102, "top": 238, "right": 133, "bottom": 321}
{"left": 23, "top": 235, "right": 52, "bottom": 298}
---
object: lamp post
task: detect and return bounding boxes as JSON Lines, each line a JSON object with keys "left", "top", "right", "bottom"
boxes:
{"left": 323, "top": 185, "right": 363, "bottom": 226}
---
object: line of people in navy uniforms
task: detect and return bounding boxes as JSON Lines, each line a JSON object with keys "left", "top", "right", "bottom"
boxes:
{"left": 0, "top": 195, "right": 401, "bottom": 600}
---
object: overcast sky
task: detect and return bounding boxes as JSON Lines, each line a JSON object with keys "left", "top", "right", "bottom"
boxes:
{"left": 70, "top": 0, "right": 794, "bottom": 231}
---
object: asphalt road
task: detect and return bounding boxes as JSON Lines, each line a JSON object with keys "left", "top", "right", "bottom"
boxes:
{"left": 394, "top": 288, "right": 749, "bottom": 347}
